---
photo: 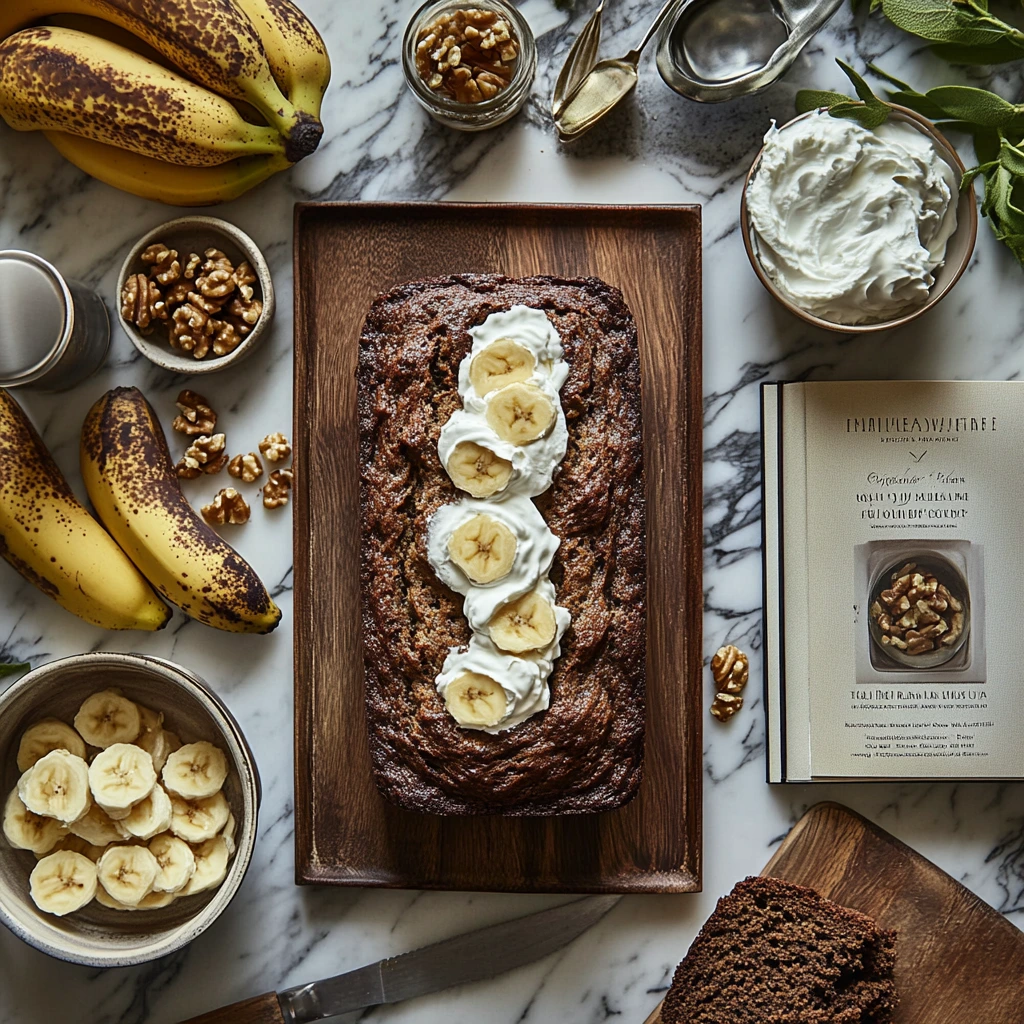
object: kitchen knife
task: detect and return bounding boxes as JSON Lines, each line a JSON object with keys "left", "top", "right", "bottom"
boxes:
{"left": 180, "top": 895, "right": 620, "bottom": 1023}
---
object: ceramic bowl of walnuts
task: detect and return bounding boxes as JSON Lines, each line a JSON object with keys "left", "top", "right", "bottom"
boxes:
{"left": 116, "top": 216, "right": 275, "bottom": 374}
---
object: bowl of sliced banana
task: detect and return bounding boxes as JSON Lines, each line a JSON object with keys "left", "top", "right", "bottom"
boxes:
{"left": 0, "top": 652, "right": 259, "bottom": 967}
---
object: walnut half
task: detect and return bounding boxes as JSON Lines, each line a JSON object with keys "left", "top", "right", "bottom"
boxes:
{"left": 711, "top": 644, "right": 749, "bottom": 695}
{"left": 228, "top": 452, "right": 264, "bottom": 483}
{"left": 263, "top": 467, "right": 293, "bottom": 509}
{"left": 201, "top": 488, "right": 250, "bottom": 526}
{"left": 172, "top": 390, "right": 217, "bottom": 436}
{"left": 259, "top": 432, "right": 291, "bottom": 463}
{"left": 175, "top": 433, "right": 228, "bottom": 479}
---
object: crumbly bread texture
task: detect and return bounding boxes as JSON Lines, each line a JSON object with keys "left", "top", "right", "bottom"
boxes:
{"left": 358, "top": 274, "right": 645, "bottom": 815}
{"left": 662, "top": 876, "right": 899, "bottom": 1024}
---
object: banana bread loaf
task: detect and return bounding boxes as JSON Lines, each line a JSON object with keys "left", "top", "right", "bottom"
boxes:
{"left": 662, "top": 876, "right": 899, "bottom": 1023}
{"left": 358, "top": 274, "right": 645, "bottom": 815}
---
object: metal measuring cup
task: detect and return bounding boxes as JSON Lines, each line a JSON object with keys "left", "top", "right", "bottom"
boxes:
{"left": 0, "top": 250, "right": 109, "bottom": 392}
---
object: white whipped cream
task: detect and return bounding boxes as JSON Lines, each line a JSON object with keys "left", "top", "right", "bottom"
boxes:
{"left": 431, "top": 305, "right": 572, "bottom": 732}
{"left": 427, "top": 493, "right": 561, "bottom": 632}
{"left": 746, "top": 110, "right": 959, "bottom": 325}
{"left": 438, "top": 305, "right": 569, "bottom": 498}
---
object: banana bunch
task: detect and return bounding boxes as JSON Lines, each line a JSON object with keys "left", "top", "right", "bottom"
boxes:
{"left": 4, "top": 690, "right": 239, "bottom": 916}
{"left": 0, "top": 0, "right": 329, "bottom": 205}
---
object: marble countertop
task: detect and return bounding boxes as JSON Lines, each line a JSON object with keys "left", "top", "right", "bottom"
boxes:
{"left": 2, "top": 1, "right": 1023, "bottom": 1021}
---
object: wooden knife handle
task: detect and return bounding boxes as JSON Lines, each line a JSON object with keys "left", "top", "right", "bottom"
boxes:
{"left": 179, "top": 992, "right": 285, "bottom": 1024}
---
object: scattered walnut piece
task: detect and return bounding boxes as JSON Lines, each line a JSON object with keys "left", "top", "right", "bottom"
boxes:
{"left": 711, "top": 692, "right": 743, "bottom": 722}
{"left": 201, "top": 488, "right": 250, "bottom": 526}
{"left": 176, "top": 434, "right": 227, "bottom": 479}
{"left": 259, "top": 432, "right": 291, "bottom": 463}
{"left": 228, "top": 452, "right": 264, "bottom": 483}
{"left": 711, "top": 644, "right": 749, "bottom": 696}
{"left": 172, "top": 390, "right": 217, "bottom": 436}
{"left": 262, "top": 467, "right": 293, "bottom": 509}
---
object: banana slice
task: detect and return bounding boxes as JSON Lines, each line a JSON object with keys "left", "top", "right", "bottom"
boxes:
{"left": 488, "top": 589, "right": 558, "bottom": 653}
{"left": 446, "top": 441, "right": 513, "bottom": 498}
{"left": 18, "top": 749, "right": 92, "bottom": 823}
{"left": 179, "top": 835, "right": 230, "bottom": 897}
{"left": 137, "top": 723, "right": 179, "bottom": 775}
{"left": 97, "top": 844, "right": 159, "bottom": 906}
{"left": 95, "top": 887, "right": 176, "bottom": 911}
{"left": 448, "top": 514, "right": 517, "bottom": 584}
{"left": 485, "top": 383, "right": 555, "bottom": 446}
{"left": 162, "top": 742, "right": 228, "bottom": 800}
{"left": 149, "top": 833, "right": 196, "bottom": 893}
{"left": 169, "top": 791, "right": 230, "bottom": 843}
{"left": 443, "top": 671, "right": 508, "bottom": 728}
{"left": 89, "top": 743, "right": 157, "bottom": 817}
{"left": 16, "top": 719, "right": 87, "bottom": 772}
{"left": 221, "top": 812, "right": 237, "bottom": 858}
{"left": 3, "top": 788, "right": 67, "bottom": 855}
{"left": 29, "top": 850, "right": 97, "bottom": 916}
{"left": 69, "top": 803, "right": 128, "bottom": 846}
{"left": 74, "top": 690, "right": 141, "bottom": 748}
{"left": 43, "top": 833, "right": 107, "bottom": 862}
{"left": 122, "top": 784, "right": 173, "bottom": 841}
{"left": 469, "top": 339, "right": 536, "bottom": 396}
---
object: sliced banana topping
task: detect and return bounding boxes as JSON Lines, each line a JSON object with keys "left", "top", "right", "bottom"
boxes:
{"left": 169, "top": 791, "right": 230, "bottom": 844}
{"left": 69, "top": 803, "right": 128, "bottom": 846}
{"left": 149, "top": 833, "right": 196, "bottom": 893}
{"left": 17, "top": 719, "right": 87, "bottom": 772}
{"left": 448, "top": 514, "right": 517, "bottom": 584}
{"left": 445, "top": 440, "right": 513, "bottom": 498}
{"left": 96, "top": 887, "right": 177, "bottom": 911}
{"left": 18, "top": 749, "right": 92, "bottom": 823}
{"left": 30, "top": 851, "right": 97, "bottom": 916}
{"left": 137, "top": 723, "right": 180, "bottom": 775}
{"left": 97, "top": 844, "right": 159, "bottom": 906}
{"left": 485, "top": 382, "right": 556, "bottom": 446}
{"left": 488, "top": 589, "right": 559, "bottom": 654}
{"left": 162, "top": 741, "right": 228, "bottom": 800}
{"left": 179, "top": 836, "right": 230, "bottom": 897}
{"left": 74, "top": 690, "right": 141, "bottom": 748}
{"left": 221, "top": 812, "right": 237, "bottom": 858}
{"left": 122, "top": 783, "right": 173, "bottom": 841}
{"left": 443, "top": 672, "right": 509, "bottom": 728}
{"left": 89, "top": 743, "right": 157, "bottom": 817}
{"left": 469, "top": 338, "right": 536, "bottom": 396}
{"left": 44, "top": 833, "right": 107, "bottom": 862}
{"left": 3, "top": 788, "right": 67, "bottom": 855}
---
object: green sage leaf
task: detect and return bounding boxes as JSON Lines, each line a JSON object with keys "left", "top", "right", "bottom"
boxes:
{"left": 925, "top": 85, "right": 1023, "bottom": 127}
{"left": 0, "top": 662, "right": 29, "bottom": 679}
{"left": 931, "top": 38, "right": 1024, "bottom": 63}
{"left": 830, "top": 100, "right": 891, "bottom": 129}
{"left": 795, "top": 89, "right": 854, "bottom": 113}
{"left": 881, "top": 0, "right": 1016, "bottom": 46}
{"left": 998, "top": 136, "right": 1024, "bottom": 176}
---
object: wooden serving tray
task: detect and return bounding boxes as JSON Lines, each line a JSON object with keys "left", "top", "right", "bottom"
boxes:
{"left": 643, "top": 802, "right": 1024, "bottom": 1021}
{"left": 292, "top": 203, "right": 703, "bottom": 892}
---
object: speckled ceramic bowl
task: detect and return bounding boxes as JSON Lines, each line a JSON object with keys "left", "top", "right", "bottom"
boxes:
{"left": 116, "top": 216, "right": 274, "bottom": 374}
{"left": 740, "top": 105, "right": 978, "bottom": 334}
{"left": 0, "top": 653, "right": 260, "bottom": 967}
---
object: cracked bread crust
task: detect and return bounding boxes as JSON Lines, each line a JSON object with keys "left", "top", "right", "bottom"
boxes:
{"left": 358, "top": 274, "right": 645, "bottom": 815}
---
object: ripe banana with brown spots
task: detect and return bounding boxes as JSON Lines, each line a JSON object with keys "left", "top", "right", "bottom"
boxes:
{"left": 44, "top": 130, "right": 292, "bottom": 205}
{"left": 0, "top": 27, "right": 286, "bottom": 168}
{"left": 80, "top": 387, "right": 281, "bottom": 635}
{"left": 0, "top": 0, "right": 324, "bottom": 159}
{"left": 0, "top": 389, "right": 171, "bottom": 631}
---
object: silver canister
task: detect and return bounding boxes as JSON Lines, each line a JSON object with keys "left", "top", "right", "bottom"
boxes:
{"left": 0, "top": 250, "right": 110, "bottom": 391}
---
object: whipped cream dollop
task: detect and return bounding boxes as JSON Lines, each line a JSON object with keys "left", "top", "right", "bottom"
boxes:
{"left": 746, "top": 110, "right": 959, "bottom": 325}
{"left": 427, "top": 492, "right": 561, "bottom": 632}
{"left": 438, "top": 305, "right": 569, "bottom": 498}
{"left": 430, "top": 305, "right": 571, "bottom": 732}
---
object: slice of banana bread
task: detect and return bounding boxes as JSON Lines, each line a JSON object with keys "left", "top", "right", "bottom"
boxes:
{"left": 662, "top": 876, "right": 898, "bottom": 1023}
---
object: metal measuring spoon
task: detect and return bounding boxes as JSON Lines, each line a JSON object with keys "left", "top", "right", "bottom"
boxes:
{"left": 552, "top": 0, "right": 606, "bottom": 121}
{"left": 554, "top": 0, "right": 679, "bottom": 141}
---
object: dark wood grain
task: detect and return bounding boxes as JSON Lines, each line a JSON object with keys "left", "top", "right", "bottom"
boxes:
{"left": 643, "top": 802, "right": 1024, "bottom": 1022}
{"left": 178, "top": 993, "right": 284, "bottom": 1024}
{"left": 292, "top": 203, "right": 703, "bottom": 893}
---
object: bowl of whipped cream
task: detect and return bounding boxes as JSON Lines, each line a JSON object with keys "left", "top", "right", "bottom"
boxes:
{"left": 741, "top": 105, "right": 978, "bottom": 332}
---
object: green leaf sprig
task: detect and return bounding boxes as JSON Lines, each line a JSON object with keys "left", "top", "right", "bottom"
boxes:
{"left": 796, "top": 60, "right": 1024, "bottom": 266}
{"left": 871, "top": 0, "right": 1024, "bottom": 65}
{"left": 0, "top": 661, "right": 29, "bottom": 679}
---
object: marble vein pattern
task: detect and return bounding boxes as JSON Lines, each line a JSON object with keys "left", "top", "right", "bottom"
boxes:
{"left": 1, "top": 0, "right": 1024, "bottom": 1021}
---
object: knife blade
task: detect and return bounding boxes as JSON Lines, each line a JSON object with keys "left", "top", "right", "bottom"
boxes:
{"left": 180, "top": 895, "right": 620, "bottom": 1024}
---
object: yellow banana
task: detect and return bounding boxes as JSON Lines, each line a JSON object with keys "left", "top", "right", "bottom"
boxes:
{"left": 44, "top": 130, "right": 291, "bottom": 205}
{"left": 81, "top": 387, "right": 281, "bottom": 635}
{"left": 0, "top": 27, "right": 285, "bottom": 168}
{"left": 0, "top": 0, "right": 323, "bottom": 158}
{"left": 0, "top": 389, "right": 170, "bottom": 631}
{"left": 232, "top": 0, "right": 330, "bottom": 118}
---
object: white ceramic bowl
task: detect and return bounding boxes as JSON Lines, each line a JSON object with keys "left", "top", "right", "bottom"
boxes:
{"left": 117, "top": 216, "right": 275, "bottom": 373}
{"left": 740, "top": 105, "right": 979, "bottom": 334}
{"left": 0, "top": 653, "right": 260, "bottom": 967}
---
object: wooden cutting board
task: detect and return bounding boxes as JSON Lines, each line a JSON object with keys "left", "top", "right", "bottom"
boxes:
{"left": 292, "top": 203, "right": 703, "bottom": 892}
{"left": 643, "top": 802, "right": 1024, "bottom": 1022}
